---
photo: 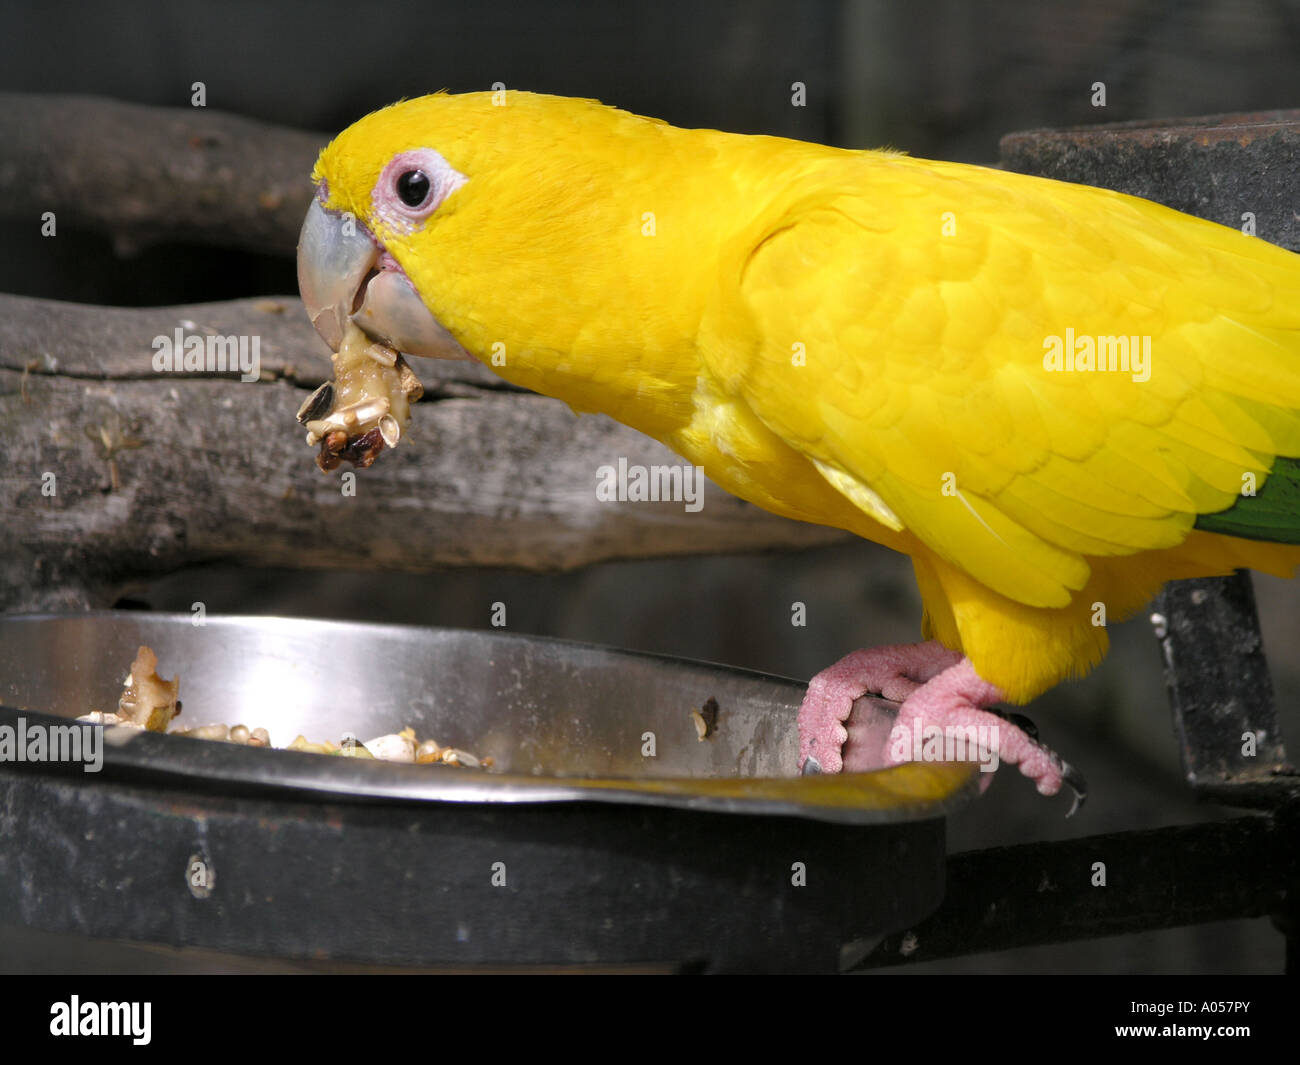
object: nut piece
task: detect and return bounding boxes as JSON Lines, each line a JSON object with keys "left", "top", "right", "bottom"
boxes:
{"left": 300, "top": 321, "right": 424, "bottom": 472}
{"left": 115, "top": 646, "right": 181, "bottom": 732}
{"left": 317, "top": 425, "right": 385, "bottom": 472}
{"left": 691, "top": 696, "right": 719, "bottom": 741}
{"left": 395, "top": 354, "right": 424, "bottom": 402}
{"left": 87, "top": 646, "right": 497, "bottom": 774}
{"left": 364, "top": 727, "right": 418, "bottom": 763}
{"left": 175, "top": 723, "right": 230, "bottom": 742}
{"left": 288, "top": 735, "right": 339, "bottom": 755}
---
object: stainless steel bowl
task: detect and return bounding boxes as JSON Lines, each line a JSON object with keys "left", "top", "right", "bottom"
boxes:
{"left": 0, "top": 612, "right": 976, "bottom": 823}
{"left": 0, "top": 612, "right": 976, "bottom": 970}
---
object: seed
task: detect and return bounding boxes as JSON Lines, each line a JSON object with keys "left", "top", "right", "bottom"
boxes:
{"left": 306, "top": 397, "right": 391, "bottom": 438}
{"left": 230, "top": 724, "right": 250, "bottom": 744}
{"left": 249, "top": 727, "right": 270, "bottom": 747}
{"left": 296, "top": 381, "right": 334, "bottom": 424}
{"left": 176, "top": 723, "right": 229, "bottom": 742}
{"left": 76, "top": 711, "right": 138, "bottom": 728}
{"left": 378, "top": 414, "right": 400, "bottom": 449}
{"left": 365, "top": 342, "right": 398, "bottom": 368}
{"left": 364, "top": 732, "right": 417, "bottom": 762}
{"left": 341, "top": 396, "right": 391, "bottom": 427}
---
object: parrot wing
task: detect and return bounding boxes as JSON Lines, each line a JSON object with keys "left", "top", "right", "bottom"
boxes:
{"left": 701, "top": 153, "right": 1300, "bottom": 609}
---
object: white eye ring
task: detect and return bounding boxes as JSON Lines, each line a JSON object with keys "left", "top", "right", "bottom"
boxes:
{"left": 371, "top": 148, "right": 468, "bottom": 235}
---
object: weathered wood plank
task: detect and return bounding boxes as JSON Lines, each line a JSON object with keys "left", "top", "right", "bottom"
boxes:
{"left": 0, "top": 294, "right": 847, "bottom": 610}
{"left": 0, "top": 93, "right": 326, "bottom": 257}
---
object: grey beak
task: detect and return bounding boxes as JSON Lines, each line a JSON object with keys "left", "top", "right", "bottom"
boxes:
{"left": 296, "top": 198, "right": 473, "bottom": 360}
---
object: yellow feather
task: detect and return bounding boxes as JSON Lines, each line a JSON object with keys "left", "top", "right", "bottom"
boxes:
{"left": 318, "top": 92, "right": 1300, "bottom": 703}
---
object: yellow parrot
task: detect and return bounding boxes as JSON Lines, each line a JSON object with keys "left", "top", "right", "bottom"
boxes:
{"left": 296, "top": 90, "right": 1300, "bottom": 803}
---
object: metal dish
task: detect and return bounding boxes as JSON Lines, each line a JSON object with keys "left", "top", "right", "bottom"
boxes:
{"left": 0, "top": 611, "right": 975, "bottom": 970}
{"left": 0, "top": 612, "right": 976, "bottom": 823}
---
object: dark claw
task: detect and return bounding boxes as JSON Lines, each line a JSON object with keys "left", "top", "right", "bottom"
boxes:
{"left": 989, "top": 707, "right": 1086, "bottom": 815}
{"left": 801, "top": 755, "right": 823, "bottom": 776}
{"left": 992, "top": 708, "right": 1039, "bottom": 740}
{"left": 1061, "top": 760, "right": 1088, "bottom": 817}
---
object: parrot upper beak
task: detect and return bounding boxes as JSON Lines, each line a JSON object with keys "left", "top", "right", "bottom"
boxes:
{"left": 296, "top": 197, "right": 472, "bottom": 360}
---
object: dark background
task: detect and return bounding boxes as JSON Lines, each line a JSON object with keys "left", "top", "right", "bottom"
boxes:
{"left": 3, "top": 0, "right": 1299, "bottom": 972}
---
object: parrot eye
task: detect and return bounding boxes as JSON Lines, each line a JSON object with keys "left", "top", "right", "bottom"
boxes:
{"left": 396, "top": 169, "right": 431, "bottom": 208}
{"left": 371, "top": 148, "right": 468, "bottom": 234}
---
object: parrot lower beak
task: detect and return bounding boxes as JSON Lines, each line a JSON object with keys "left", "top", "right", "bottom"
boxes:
{"left": 296, "top": 197, "right": 472, "bottom": 360}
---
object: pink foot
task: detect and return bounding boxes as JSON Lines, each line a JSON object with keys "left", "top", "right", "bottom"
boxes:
{"left": 797, "top": 642, "right": 1084, "bottom": 809}
{"left": 797, "top": 642, "right": 963, "bottom": 774}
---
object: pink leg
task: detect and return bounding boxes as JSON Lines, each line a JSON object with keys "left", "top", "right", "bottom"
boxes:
{"left": 798, "top": 642, "right": 1079, "bottom": 805}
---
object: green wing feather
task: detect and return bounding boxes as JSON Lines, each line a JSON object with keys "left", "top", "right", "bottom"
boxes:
{"left": 1195, "top": 456, "right": 1300, "bottom": 543}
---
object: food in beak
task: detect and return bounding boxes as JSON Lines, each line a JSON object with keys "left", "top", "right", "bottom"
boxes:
{"left": 297, "top": 320, "right": 425, "bottom": 472}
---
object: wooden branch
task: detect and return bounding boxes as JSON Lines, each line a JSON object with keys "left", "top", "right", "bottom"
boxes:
{"left": 0, "top": 93, "right": 326, "bottom": 256}
{"left": 0, "top": 294, "right": 848, "bottom": 610}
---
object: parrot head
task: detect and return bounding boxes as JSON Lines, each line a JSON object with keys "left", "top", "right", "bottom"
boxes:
{"left": 296, "top": 94, "right": 487, "bottom": 362}
{"left": 297, "top": 90, "right": 770, "bottom": 460}
{"left": 297, "top": 90, "right": 669, "bottom": 368}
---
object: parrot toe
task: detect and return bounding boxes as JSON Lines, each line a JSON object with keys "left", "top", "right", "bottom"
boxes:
{"left": 796, "top": 641, "right": 965, "bottom": 774}
{"left": 985, "top": 706, "right": 1088, "bottom": 813}
{"left": 796, "top": 676, "right": 850, "bottom": 774}
{"left": 798, "top": 643, "right": 1085, "bottom": 811}
{"left": 885, "top": 658, "right": 1085, "bottom": 811}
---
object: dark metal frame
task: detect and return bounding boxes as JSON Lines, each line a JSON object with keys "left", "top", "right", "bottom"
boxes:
{"left": 856, "top": 572, "right": 1300, "bottom": 971}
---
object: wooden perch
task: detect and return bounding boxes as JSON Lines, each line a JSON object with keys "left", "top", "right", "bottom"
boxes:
{"left": 0, "top": 293, "right": 848, "bottom": 611}
{"left": 0, "top": 93, "right": 326, "bottom": 256}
